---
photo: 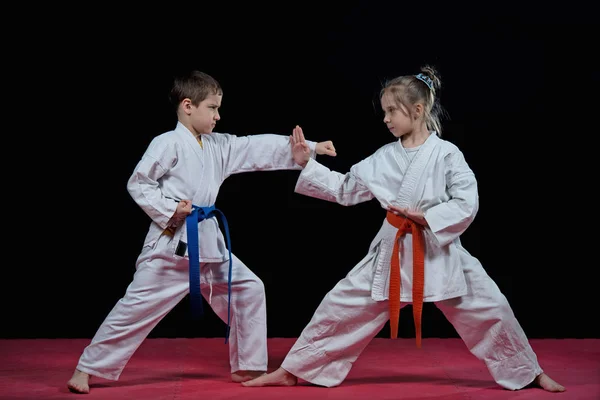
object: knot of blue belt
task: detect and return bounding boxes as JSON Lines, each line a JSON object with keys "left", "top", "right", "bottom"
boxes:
{"left": 185, "top": 204, "right": 232, "bottom": 344}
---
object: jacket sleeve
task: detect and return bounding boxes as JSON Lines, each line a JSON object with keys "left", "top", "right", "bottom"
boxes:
{"left": 424, "top": 150, "right": 479, "bottom": 247}
{"left": 294, "top": 157, "right": 374, "bottom": 206}
{"left": 221, "top": 133, "right": 317, "bottom": 178}
{"left": 126, "top": 138, "right": 179, "bottom": 229}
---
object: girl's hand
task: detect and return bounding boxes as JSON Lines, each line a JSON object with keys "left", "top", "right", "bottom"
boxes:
{"left": 388, "top": 205, "right": 428, "bottom": 227}
{"left": 290, "top": 125, "right": 311, "bottom": 167}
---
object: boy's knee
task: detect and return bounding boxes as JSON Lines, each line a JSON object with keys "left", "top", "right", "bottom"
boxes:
{"left": 247, "top": 277, "right": 265, "bottom": 296}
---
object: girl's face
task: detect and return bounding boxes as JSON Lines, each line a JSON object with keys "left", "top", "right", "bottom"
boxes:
{"left": 380, "top": 91, "right": 414, "bottom": 138}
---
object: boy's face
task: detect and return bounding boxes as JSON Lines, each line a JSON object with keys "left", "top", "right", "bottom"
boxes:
{"left": 185, "top": 93, "right": 222, "bottom": 135}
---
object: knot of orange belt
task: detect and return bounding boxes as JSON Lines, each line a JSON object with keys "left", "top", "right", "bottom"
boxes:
{"left": 386, "top": 211, "right": 425, "bottom": 348}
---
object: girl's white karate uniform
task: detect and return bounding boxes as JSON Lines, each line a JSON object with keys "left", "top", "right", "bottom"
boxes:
{"left": 75, "top": 122, "right": 315, "bottom": 380}
{"left": 281, "top": 132, "right": 542, "bottom": 389}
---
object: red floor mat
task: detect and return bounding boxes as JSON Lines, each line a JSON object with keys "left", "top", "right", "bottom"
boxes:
{"left": 1, "top": 338, "right": 597, "bottom": 399}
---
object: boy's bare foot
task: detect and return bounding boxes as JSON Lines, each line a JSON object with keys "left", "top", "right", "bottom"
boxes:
{"left": 241, "top": 367, "right": 298, "bottom": 387}
{"left": 67, "top": 369, "right": 90, "bottom": 394}
{"left": 533, "top": 373, "right": 565, "bottom": 392}
{"left": 231, "top": 370, "right": 266, "bottom": 383}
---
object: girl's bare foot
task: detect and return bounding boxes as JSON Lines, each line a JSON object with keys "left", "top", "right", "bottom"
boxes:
{"left": 241, "top": 367, "right": 298, "bottom": 387}
{"left": 533, "top": 373, "right": 565, "bottom": 392}
{"left": 231, "top": 370, "right": 266, "bottom": 383}
{"left": 67, "top": 369, "right": 90, "bottom": 394}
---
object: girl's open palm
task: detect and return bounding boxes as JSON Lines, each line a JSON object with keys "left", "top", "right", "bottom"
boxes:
{"left": 290, "top": 125, "right": 311, "bottom": 167}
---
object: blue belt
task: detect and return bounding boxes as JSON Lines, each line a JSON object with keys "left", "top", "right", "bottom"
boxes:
{"left": 185, "top": 205, "right": 232, "bottom": 343}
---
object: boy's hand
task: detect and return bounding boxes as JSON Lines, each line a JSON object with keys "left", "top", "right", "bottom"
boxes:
{"left": 388, "top": 205, "right": 429, "bottom": 227}
{"left": 170, "top": 199, "right": 193, "bottom": 225}
{"left": 290, "top": 125, "right": 337, "bottom": 167}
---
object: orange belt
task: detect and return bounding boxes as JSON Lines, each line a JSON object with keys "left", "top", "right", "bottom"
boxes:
{"left": 386, "top": 211, "right": 425, "bottom": 348}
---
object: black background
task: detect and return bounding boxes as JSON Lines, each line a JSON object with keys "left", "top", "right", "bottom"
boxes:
{"left": 4, "top": 2, "right": 597, "bottom": 341}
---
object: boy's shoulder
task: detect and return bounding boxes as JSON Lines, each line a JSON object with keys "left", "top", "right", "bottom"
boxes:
{"left": 202, "top": 131, "right": 236, "bottom": 145}
{"left": 143, "top": 130, "right": 181, "bottom": 155}
{"left": 156, "top": 129, "right": 179, "bottom": 141}
{"left": 205, "top": 131, "right": 234, "bottom": 138}
{"left": 148, "top": 129, "right": 177, "bottom": 143}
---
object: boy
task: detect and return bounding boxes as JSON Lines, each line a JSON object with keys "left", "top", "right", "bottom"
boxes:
{"left": 67, "top": 70, "right": 336, "bottom": 394}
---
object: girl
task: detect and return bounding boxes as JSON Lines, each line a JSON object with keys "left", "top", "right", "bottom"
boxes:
{"left": 242, "top": 66, "right": 564, "bottom": 393}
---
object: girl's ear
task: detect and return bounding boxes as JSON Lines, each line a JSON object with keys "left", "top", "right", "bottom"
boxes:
{"left": 414, "top": 103, "right": 424, "bottom": 120}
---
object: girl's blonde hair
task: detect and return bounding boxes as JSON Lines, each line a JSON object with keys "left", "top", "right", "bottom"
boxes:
{"left": 380, "top": 65, "right": 446, "bottom": 136}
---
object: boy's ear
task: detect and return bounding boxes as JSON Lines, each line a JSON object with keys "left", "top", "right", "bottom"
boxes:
{"left": 181, "top": 98, "right": 192, "bottom": 114}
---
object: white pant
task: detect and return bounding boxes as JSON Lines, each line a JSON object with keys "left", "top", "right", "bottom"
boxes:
{"left": 282, "top": 252, "right": 543, "bottom": 389}
{"left": 76, "top": 234, "right": 267, "bottom": 380}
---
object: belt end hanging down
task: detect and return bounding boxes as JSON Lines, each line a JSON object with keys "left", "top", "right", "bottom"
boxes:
{"left": 224, "top": 258, "right": 232, "bottom": 344}
{"left": 224, "top": 325, "right": 231, "bottom": 344}
{"left": 186, "top": 208, "right": 204, "bottom": 322}
{"left": 190, "top": 291, "right": 204, "bottom": 320}
{"left": 390, "top": 312, "right": 400, "bottom": 339}
{"left": 224, "top": 303, "right": 231, "bottom": 344}
{"left": 414, "top": 304, "right": 423, "bottom": 349}
{"left": 186, "top": 205, "right": 234, "bottom": 345}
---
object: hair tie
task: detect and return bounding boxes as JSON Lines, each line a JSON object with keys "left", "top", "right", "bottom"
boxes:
{"left": 415, "top": 73, "right": 434, "bottom": 90}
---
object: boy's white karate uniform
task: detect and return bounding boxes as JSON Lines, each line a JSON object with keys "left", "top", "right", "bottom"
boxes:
{"left": 76, "top": 122, "right": 315, "bottom": 380}
{"left": 281, "top": 133, "right": 542, "bottom": 389}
